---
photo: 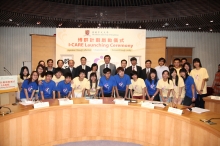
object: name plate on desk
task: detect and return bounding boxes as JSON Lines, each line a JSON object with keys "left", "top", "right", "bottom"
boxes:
{"left": 114, "top": 99, "right": 128, "bottom": 105}
{"left": 34, "top": 102, "right": 49, "bottom": 109}
{"left": 141, "top": 102, "right": 154, "bottom": 109}
{"left": 168, "top": 107, "right": 183, "bottom": 115}
{"left": 89, "top": 99, "right": 103, "bottom": 104}
{"left": 210, "top": 96, "right": 220, "bottom": 100}
{"left": 58, "top": 98, "right": 73, "bottom": 105}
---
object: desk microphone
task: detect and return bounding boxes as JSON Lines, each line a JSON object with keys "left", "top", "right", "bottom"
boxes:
{"left": 152, "top": 102, "right": 167, "bottom": 106}
{"left": 3, "top": 67, "right": 12, "bottom": 75}
{"left": 0, "top": 106, "right": 12, "bottom": 116}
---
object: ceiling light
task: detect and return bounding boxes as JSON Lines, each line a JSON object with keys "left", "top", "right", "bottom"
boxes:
{"left": 98, "top": 23, "right": 101, "bottom": 26}
{"left": 164, "top": 23, "right": 169, "bottom": 26}
{"left": 210, "top": 29, "right": 213, "bottom": 32}
{"left": 186, "top": 23, "right": 189, "bottom": 25}
{"left": 37, "top": 21, "right": 41, "bottom": 25}
{"left": 16, "top": 24, "right": 19, "bottom": 26}
{"left": 198, "top": 27, "right": 201, "bottom": 29}
{"left": 9, "top": 19, "right": 12, "bottom": 22}
{"left": 58, "top": 23, "right": 62, "bottom": 27}
{"left": 162, "top": 25, "right": 165, "bottom": 28}
{"left": 210, "top": 20, "right": 213, "bottom": 23}
{"left": 139, "top": 25, "right": 142, "bottom": 29}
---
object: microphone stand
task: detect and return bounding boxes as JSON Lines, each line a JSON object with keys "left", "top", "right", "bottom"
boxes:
{"left": 3, "top": 67, "right": 12, "bottom": 75}
{"left": 0, "top": 106, "right": 12, "bottom": 116}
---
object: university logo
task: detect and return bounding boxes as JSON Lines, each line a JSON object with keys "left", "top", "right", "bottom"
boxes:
{"left": 85, "top": 30, "right": 90, "bottom": 35}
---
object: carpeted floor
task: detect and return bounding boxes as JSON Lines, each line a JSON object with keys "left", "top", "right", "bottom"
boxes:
{"left": 55, "top": 140, "right": 142, "bottom": 146}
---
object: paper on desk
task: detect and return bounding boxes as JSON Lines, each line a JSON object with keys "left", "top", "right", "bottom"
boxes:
{"left": 19, "top": 101, "right": 35, "bottom": 106}
{"left": 191, "top": 107, "right": 210, "bottom": 114}
{"left": 210, "top": 96, "right": 220, "bottom": 100}
{"left": 114, "top": 99, "right": 128, "bottom": 105}
{"left": 58, "top": 98, "right": 69, "bottom": 101}
{"left": 88, "top": 99, "right": 103, "bottom": 104}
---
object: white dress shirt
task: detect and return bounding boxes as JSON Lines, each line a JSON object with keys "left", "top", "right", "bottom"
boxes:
{"left": 155, "top": 65, "right": 169, "bottom": 79}
{"left": 105, "top": 64, "right": 110, "bottom": 68}
{"left": 132, "top": 65, "right": 137, "bottom": 71}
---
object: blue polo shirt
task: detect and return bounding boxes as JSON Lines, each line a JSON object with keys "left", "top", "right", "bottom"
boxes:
{"left": 99, "top": 76, "right": 116, "bottom": 94}
{"left": 145, "top": 79, "right": 158, "bottom": 95}
{"left": 39, "top": 80, "right": 56, "bottom": 98}
{"left": 20, "top": 79, "right": 38, "bottom": 98}
{"left": 114, "top": 74, "right": 131, "bottom": 91}
{"left": 184, "top": 76, "right": 197, "bottom": 98}
{"left": 56, "top": 80, "right": 72, "bottom": 97}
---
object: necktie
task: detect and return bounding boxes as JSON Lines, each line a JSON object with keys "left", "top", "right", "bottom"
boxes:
{"left": 106, "top": 64, "right": 108, "bottom": 68}
{"left": 82, "top": 65, "right": 85, "bottom": 70}
{"left": 146, "top": 69, "right": 150, "bottom": 78}
{"left": 70, "top": 68, "right": 73, "bottom": 72}
{"left": 132, "top": 66, "right": 135, "bottom": 71}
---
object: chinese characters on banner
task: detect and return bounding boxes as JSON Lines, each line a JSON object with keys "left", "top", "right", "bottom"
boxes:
{"left": 0, "top": 76, "right": 18, "bottom": 93}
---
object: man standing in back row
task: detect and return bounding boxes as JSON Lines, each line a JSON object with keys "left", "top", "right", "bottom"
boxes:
{"left": 100, "top": 55, "right": 116, "bottom": 77}
{"left": 155, "top": 57, "right": 169, "bottom": 79}
{"left": 76, "top": 57, "right": 91, "bottom": 78}
{"left": 125, "top": 57, "right": 142, "bottom": 78}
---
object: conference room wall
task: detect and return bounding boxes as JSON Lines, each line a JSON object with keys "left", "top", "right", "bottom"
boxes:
{"left": 0, "top": 27, "right": 220, "bottom": 86}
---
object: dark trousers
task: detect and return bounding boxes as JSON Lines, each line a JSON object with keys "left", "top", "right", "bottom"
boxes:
{"left": 104, "top": 93, "right": 112, "bottom": 97}
{"left": 118, "top": 90, "right": 126, "bottom": 98}
{"left": 146, "top": 94, "right": 160, "bottom": 101}
{"left": 183, "top": 96, "right": 192, "bottom": 106}
{"left": 195, "top": 94, "right": 206, "bottom": 108}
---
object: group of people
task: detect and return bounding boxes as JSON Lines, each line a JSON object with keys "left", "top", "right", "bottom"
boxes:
{"left": 17, "top": 55, "right": 211, "bottom": 108}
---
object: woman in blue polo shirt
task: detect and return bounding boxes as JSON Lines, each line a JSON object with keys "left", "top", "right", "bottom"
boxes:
{"left": 179, "top": 68, "right": 197, "bottom": 106}
{"left": 99, "top": 68, "right": 116, "bottom": 97}
{"left": 114, "top": 67, "right": 131, "bottom": 98}
{"left": 20, "top": 71, "right": 39, "bottom": 100}
{"left": 145, "top": 70, "right": 160, "bottom": 101}
{"left": 56, "top": 72, "right": 72, "bottom": 98}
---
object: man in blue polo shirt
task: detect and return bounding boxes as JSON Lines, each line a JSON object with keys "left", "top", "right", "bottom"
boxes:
{"left": 99, "top": 68, "right": 116, "bottom": 97}
{"left": 114, "top": 67, "right": 131, "bottom": 98}
{"left": 56, "top": 72, "right": 72, "bottom": 98}
{"left": 39, "top": 71, "right": 56, "bottom": 100}
{"left": 179, "top": 68, "right": 197, "bottom": 106}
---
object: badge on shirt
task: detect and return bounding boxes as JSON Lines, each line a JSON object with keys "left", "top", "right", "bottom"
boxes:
{"left": 45, "top": 88, "right": 51, "bottom": 94}
{"left": 104, "top": 83, "right": 109, "bottom": 89}
{"left": 150, "top": 84, "right": 155, "bottom": 90}
{"left": 28, "top": 86, "right": 33, "bottom": 92}
{"left": 63, "top": 88, "right": 68, "bottom": 93}
{"left": 119, "top": 82, "right": 124, "bottom": 87}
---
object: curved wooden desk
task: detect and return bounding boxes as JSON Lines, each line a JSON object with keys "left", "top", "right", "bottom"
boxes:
{"left": 204, "top": 96, "right": 220, "bottom": 113}
{"left": 0, "top": 98, "right": 220, "bottom": 146}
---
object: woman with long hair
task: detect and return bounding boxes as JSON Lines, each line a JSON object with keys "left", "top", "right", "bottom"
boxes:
{"left": 182, "top": 62, "right": 192, "bottom": 74}
{"left": 169, "top": 68, "right": 185, "bottom": 105}
{"left": 89, "top": 72, "right": 100, "bottom": 97}
{"left": 18, "top": 66, "right": 30, "bottom": 90}
{"left": 36, "top": 64, "right": 46, "bottom": 81}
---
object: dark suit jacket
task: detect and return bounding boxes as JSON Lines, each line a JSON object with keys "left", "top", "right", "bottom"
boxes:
{"left": 125, "top": 66, "right": 142, "bottom": 78}
{"left": 65, "top": 67, "right": 77, "bottom": 79}
{"left": 45, "top": 67, "right": 56, "bottom": 74}
{"left": 141, "top": 68, "right": 156, "bottom": 80}
{"left": 76, "top": 65, "right": 91, "bottom": 78}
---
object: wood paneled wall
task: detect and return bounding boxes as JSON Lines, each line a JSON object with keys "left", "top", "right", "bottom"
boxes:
{"left": 31, "top": 35, "right": 56, "bottom": 71}
{"left": 146, "top": 37, "right": 167, "bottom": 68}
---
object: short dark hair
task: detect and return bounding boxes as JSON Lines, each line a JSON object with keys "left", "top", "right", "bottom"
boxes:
{"left": 64, "top": 72, "right": 73, "bottom": 80}
{"left": 158, "top": 57, "right": 166, "bottom": 63}
{"left": 181, "top": 58, "right": 187, "bottom": 62}
{"left": 47, "top": 59, "right": 53, "bottom": 63}
{"left": 78, "top": 69, "right": 86, "bottom": 75}
{"left": 68, "top": 59, "right": 74, "bottom": 64}
{"left": 57, "top": 59, "right": 64, "bottom": 65}
{"left": 55, "top": 68, "right": 62, "bottom": 74}
{"left": 173, "top": 58, "right": 180, "bottom": 62}
{"left": 116, "top": 67, "right": 124, "bottom": 73}
{"left": 45, "top": 71, "right": 53, "bottom": 77}
{"left": 91, "top": 63, "right": 98, "bottom": 71}
{"left": 38, "top": 60, "right": 45, "bottom": 66}
{"left": 130, "top": 70, "right": 138, "bottom": 77}
{"left": 104, "top": 55, "right": 111, "bottom": 59}
{"left": 193, "top": 58, "right": 202, "bottom": 68}
{"left": 121, "top": 59, "right": 127, "bottom": 64}
{"left": 130, "top": 57, "right": 137, "bottom": 62}
{"left": 103, "top": 68, "right": 111, "bottom": 74}
{"left": 80, "top": 57, "right": 87, "bottom": 60}
{"left": 145, "top": 60, "right": 152, "bottom": 64}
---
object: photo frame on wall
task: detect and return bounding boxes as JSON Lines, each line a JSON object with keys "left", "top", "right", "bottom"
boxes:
{"left": 128, "top": 56, "right": 141, "bottom": 66}
{"left": 60, "top": 54, "right": 74, "bottom": 69}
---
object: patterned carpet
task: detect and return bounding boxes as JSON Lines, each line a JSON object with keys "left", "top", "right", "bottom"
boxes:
{"left": 56, "top": 140, "right": 141, "bottom": 146}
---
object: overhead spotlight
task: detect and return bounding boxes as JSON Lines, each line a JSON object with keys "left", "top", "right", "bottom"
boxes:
{"left": 9, "top": 19, "right": 12, "bottom": 22}
{"left": 58, "top": 23, "right": 62, "bottom": 27}
{"left": 210, "top": 20, "right": 213, "bottom": 23}
{"left": 210, "top": 28, "right": 213, "bottom": 31}
{"left": 164, "top": 22, "right": 169, "bottom": 26}
{"left": 78, "top": 24, "right": 82, "bottom": 27}
{"left": 139, "top": 25, "right": 142, "bottom": 29}
{"left": 162, "top": 25, "right": 165, "bottom": 28}
{"left": 198, "top": 27, "right": 201, "bottom": 29}
{"left": 116, "top": 26, "right": 119, "bottom": 29}
{"left": 98, "top": 23, "right": 101, "bottom": 26}
{"left": 16, "top": 24, "right": 19, "bottom": 26}
{"left": 37, "top": 21, "right": 41, "bottom": 25}
{"left": 186, "top": 23, "right": 189, "bottom": 25}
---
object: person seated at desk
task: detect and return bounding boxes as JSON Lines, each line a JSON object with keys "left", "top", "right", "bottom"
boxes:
{"left": 99, "top": 68, "right": 116, "bottom": 98}
{"left": 71, "top": 69, "right": 90, "bottom": 98}
{"left": 180, "top": 68, "right": 197, "bottom": 106}
{"left": 114, "top": 67, "right": 131, "bottom": 98}
{"left": 129, "top": 71, "right": 146, "bottom": 100}
{"left": 156, "top": 70, "right": 173, "bottom": 103}
{"left": 39, "top": 71, "right": 56, "bottom": 100}
{"left": 145, "top": 70, "right": 160, "bottom": 101}
{"left": 20, "top": 71, "right": 39, "bottom": 101}
{"left": 52, "top": 68, "right": 65, "bottom": 86}
{"left": 88, "top": 72, "right": 100, "bottom": 97}
{"left": 56, "top": 72, "right": 72, "bottom": 98}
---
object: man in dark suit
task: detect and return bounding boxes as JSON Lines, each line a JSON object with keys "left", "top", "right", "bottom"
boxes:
{"left": 141, "top": 60, "right": 156, "bottom": 80}
{"left": 45, "top": 59, "right": 56, "bottom": 74}
{"left": 125, "top": 57, "right": 142, "bottom": 78}
{"left": 76, "top": 57, "right": 91, "bottom": 78}
{"left": 121, "top": 59, "right": 127, "bottom": 72}
{"left": 64, "top": 59, "right": 77, "bottom": 79}
{"left": 100, "top": 55, "right": 116, "bottom": 77}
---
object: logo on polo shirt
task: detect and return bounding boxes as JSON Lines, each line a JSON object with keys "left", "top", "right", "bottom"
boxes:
{"left": 63, "top": 88, "right": 68, "bottom": 93}
{"left": 119, "top": 82, "right": 124, "bottom": 87}
{"left": 28, "top": 86, "right": 33, "bottom": 92}
{"left": 104, "top": 83, "right": 109, "bottom": 89}
{"left": 45, "top": 88, "right": 51, "bottom": 94}
{"left": 150, "top": 84, "right": 155, "bottom": 89}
